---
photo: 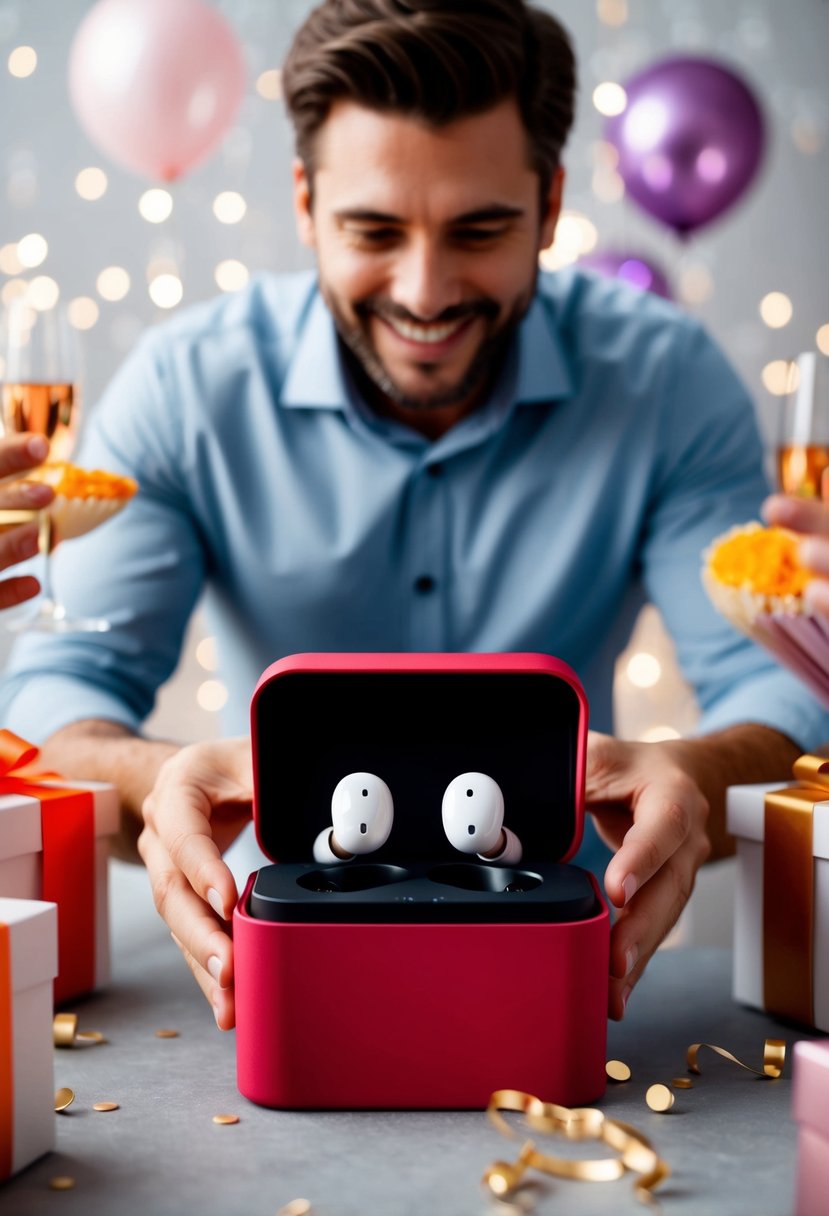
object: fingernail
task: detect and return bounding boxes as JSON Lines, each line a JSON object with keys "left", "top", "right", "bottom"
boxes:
{"left": 212, "top": 997, "right": 222, "bottom": 1029}
{"left": 622, "top": 984, "right": 632, "bottom": 1014}
{"left": 207, "top": 955, "right": 223, "bottom": 985}
{"left": 206, "top": 887, "right": 225, "bottom": 918}
{"left": 622, "top": 874, "right": 637, "bottom": 905}
{"left": 20, "top": 481, "right": 52, "bottom": 503}
{"left": 26, "top": 435, "right": 48, "bottom": 461}
{"left": 625, "top": 943, "right": 639, "bottom": 976}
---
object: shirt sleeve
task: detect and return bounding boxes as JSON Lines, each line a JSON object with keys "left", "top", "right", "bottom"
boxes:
{"left": 640, "top": 318, "right": 829, "bottom": 753}
{"left": 0, "top": 331, "right": 206, "bottom": 742}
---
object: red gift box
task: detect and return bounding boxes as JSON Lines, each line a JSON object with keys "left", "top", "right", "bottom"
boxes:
{"left": 0, "top": 731, "right": 118, "bottom": 1006}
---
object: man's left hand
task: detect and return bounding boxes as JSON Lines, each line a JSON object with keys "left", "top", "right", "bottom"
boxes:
{"left": 586, "top": 731, "right": 712, "bottom": 1021}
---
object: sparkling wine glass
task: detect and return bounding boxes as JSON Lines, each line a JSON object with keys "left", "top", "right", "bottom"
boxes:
{"left": 0, "top": 298, "right": 110, "bottom": 632}
{"left": 777, "top": 350, "right": 829, "bottom": 499}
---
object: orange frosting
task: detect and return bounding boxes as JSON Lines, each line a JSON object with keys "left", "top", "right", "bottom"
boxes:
{"left": 707, "top": 525, "right": 810, "bottom": 598}
{"left": 34, "top": 461, "right": 138, "bottom": 501}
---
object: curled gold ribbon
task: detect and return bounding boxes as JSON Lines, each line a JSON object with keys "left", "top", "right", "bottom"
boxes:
{"left": 686, "top": 1037, "right": 786, "bottom": 1079}
{"left": 485, "top": 1090, "right": 670, "bottom": 1207}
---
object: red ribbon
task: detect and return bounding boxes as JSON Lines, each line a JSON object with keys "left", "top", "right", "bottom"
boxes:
{"left": 0, "top": 730, "right": 96, "bottom": 1006}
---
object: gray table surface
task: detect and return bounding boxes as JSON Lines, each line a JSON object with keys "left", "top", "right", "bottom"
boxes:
{"left": 2, "top": 860, "right": 826, "bottom": 1216}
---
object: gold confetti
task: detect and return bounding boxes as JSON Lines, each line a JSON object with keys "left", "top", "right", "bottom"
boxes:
{"left": 485, "top": 1089, "right": 670, "bottom": 1206}
{"left": 276, "top": 1202, "right": 313, "bottom": 1216}
{"left": 75, "top": 1030, "right": 106, "bottom": 1045}
{"left": 606, "top": 1059, "right": 631, "bottom": 1082}
{"left": 54, "top": 1087, "right": 75, "bottom": 1113}
{"left": 645, "top": 1084, "right": 675, "bottom": 1113}
{"left": 52, "top": 1012, "right": 78, "bottom": 1048}
{"left": 49, "top": 1176, "right": 76, "bottom": 1191}
{"left": 93, "top": 1101, "right": 119, "bottom": 1112}
{"left": 154, "top": 1028, "right": 179, "bottom": 1038}
{"left": 687, "top": 1037, "right": 786, "bottom": 1079}
{"left": 212, "top": 1113, "right": 239, "bottom": 1125}
{"left": 671, "top": 1077, "right": 693, "bottom": 1089}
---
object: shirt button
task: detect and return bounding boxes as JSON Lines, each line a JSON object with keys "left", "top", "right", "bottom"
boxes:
{"left": 427, "top": 462, "right": 443, "bottom": 478}
{"left": 414, "top": 574, "right": 436, "bottom": 594}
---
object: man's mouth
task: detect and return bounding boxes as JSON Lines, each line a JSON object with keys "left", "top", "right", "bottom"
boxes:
{"left": 383, "top": 315, "right": 470, "bottom": 346}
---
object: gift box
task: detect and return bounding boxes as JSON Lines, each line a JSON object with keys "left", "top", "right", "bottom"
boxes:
{"left": 726, "top": 755, "right": 829, "bottom": 1032}
{"left": 0, "top": 731, "right": 119, "bottom": 1006}
{"left": 233, "top": 653, "right": 610, "bottom": 1110}
{"left": 792, "top": 1038, "right": 829, "bottom": 1216}
{"left": 0, "top": 897, "right": 58, "bottom": 1181}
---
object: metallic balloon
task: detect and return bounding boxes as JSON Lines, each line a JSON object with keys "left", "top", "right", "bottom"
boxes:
{"left": 606, "top": 56, "right": 766, "bottom": 237}
{"left": 577, "top": 249, "right": 673, "bottom": 299}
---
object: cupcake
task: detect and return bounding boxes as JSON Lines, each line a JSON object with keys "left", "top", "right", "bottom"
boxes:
{"left": 702, "top": 521, "right": 829, "bottom": 707}
{"left": 30, "top": 461, "right": 138, "bottom": 543}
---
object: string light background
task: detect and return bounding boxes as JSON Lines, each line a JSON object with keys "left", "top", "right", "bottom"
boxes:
{"left": 0, "top": 1, "right": 827, "bottom": 838}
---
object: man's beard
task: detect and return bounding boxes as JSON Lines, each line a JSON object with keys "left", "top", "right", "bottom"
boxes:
{"left": 324, "top": 283, "right": 535, "bottom": 414}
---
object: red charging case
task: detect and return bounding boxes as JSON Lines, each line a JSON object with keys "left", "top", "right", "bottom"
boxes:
{"left": 233, "top": 653, "right": 610, "bottom": 1109}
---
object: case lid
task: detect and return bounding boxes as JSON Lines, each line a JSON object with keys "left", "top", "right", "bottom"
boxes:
{"left": 250, "top": 653, "right": 587, "bottom": 866}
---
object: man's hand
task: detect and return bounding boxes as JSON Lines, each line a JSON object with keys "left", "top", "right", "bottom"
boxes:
{"left": 587, "top": 731, "right": 711, "bottom": 1022}
{"left": 763, "top": 490, "right": 829, "bottom": 615}
{"left": 138, "top": 738, "right": 253, "bottom": 1030}
{"left": 0, "top": 433, "right": 55, "bottom": 608}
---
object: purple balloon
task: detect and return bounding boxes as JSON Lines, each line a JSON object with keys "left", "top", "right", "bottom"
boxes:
{"left": 605, "top": 56, "right": 766, "bottom": 237}
{"left": 578, "top": 249, "right": 673, "bottom": 299}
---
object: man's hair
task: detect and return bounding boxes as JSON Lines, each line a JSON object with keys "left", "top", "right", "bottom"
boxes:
{"left": 281, "top": 0, "right": 577, "bottom": 198}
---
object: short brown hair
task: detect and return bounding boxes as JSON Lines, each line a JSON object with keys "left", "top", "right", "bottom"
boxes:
{"left": 281, "top": 0, "right": 577, "bottom": 198}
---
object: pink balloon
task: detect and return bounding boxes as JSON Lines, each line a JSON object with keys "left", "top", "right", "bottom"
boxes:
{"left": 68, "top": 0, "right": 246, "bottom": 182}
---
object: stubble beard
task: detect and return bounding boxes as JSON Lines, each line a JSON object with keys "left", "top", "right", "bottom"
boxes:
{"left": 323, "top": 277, "right": 537, "bottom": 415}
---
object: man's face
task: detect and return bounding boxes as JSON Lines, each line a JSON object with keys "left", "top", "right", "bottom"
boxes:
{"left": 293, "top": 99, "right": 562, "bottom": 427}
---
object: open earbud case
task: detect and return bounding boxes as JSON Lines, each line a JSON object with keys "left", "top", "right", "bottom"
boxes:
{"left": 233, "top": 653, "right": 611, "bottom": 1110}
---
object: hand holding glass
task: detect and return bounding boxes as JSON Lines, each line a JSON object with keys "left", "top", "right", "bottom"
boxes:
{"left": 0, "top": 300, "right": 111, "bottom": 631}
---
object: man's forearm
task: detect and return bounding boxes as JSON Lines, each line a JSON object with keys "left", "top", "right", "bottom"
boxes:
{"left": 38, "top": 719, "right": 180, "bottom": 861}
{"left": 665, "top": 723, "right": 807, "bottom": 859}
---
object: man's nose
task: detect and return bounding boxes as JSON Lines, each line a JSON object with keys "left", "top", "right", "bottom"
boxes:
{"left": 389, "top": 238, "right": 463, "bottom": 321}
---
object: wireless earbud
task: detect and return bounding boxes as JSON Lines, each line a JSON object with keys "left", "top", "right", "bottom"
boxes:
{"left": 313, "top": 772, "right": 394, "bottom": 863}
{"left": 442, "top": 772, "right": 522, "bottom": 864}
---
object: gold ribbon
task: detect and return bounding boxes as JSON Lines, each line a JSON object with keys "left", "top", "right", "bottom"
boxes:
{"left": 762, "top": 754, "right": 827, "bottom": 1026}
{"left": 485, "top": 1089, "right": 670, "bottom": 1207}
{"left": 687, "top": 1038, "right": 786, "bottom": 1079}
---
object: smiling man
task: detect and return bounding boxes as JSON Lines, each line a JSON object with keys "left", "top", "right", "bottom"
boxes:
{"left": 2, "top": 0, "right": 828, "bottom": 1032}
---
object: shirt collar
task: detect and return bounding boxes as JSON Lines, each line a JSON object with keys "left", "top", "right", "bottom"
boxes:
{"left": 279, "top": 283, "right": 574, "bottom": 410}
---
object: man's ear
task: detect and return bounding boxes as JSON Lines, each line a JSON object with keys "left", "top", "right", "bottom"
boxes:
{"left": 292, "top": 157, "right": 316, "bottom": 248}
{"left": 539, "top": 165, "right": 565, "bottom": 253}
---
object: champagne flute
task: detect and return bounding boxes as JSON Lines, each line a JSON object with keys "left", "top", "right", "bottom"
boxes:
{"left": 777, "top": 350, "right": 829, "bottom": 499}
{"left": 0, "top": 298, "right": 110, "bottom": 632}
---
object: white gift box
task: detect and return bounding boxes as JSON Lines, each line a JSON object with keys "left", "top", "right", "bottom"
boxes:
{"left": 726, "top": 780, "right": 829, "bottom": 1032}
{"left": 792, "top": 1038, "right": 829, "bottom": 1216}
{"left": 0, "top": 897, "right": 58, "bottom": 1180}
{"left": 0, "top": 780, "right": 119, "bottom": 1003}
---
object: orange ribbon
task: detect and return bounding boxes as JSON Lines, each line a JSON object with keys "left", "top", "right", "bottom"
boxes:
{"left": 0, "top": 922, "right": 11, "bottom": 1179}
{"left": 0, "top": 729, "right": 96, "bottom": 1006}
{"left": 762, "top": 754, "right": 825, "bottom": 1027}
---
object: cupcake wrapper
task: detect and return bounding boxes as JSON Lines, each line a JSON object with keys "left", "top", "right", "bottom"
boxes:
{"left": 702, "top": 567, "right": 829, "bottom": 709}
{"left": 49, "top": 495, "right": 129, "bottom": 543}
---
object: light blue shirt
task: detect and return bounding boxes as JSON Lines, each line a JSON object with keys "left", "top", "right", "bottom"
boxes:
{"left": 3, "top": 266, "right": 828, "bottom": 877}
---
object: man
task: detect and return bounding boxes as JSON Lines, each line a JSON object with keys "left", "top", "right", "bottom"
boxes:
{"left": 2, "top": 0, "right": 827, "bottom": 1032}
{"left": 0, "top": 433, "right": 55, "bottom": 607}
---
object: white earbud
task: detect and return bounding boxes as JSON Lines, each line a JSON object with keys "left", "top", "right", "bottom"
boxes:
{"left": 313, "top": 772, "right": 394, "bottom": 863}
{"left": 441, "top": 772, "right": 522, "bottom": 864}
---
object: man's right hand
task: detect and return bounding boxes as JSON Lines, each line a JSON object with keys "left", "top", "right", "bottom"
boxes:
{"left": 0, "top": 433, "right": 55, "bottom": 608}
{"left": 138, "top": 737, "right": 254, "bottom": 1030}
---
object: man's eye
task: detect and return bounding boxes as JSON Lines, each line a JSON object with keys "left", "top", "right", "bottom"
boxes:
{"left": 347, "top": 227, "right": 399, "bottom": 244}
{"left": 452, "top": 227, "right": 506, "bottom": 243}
